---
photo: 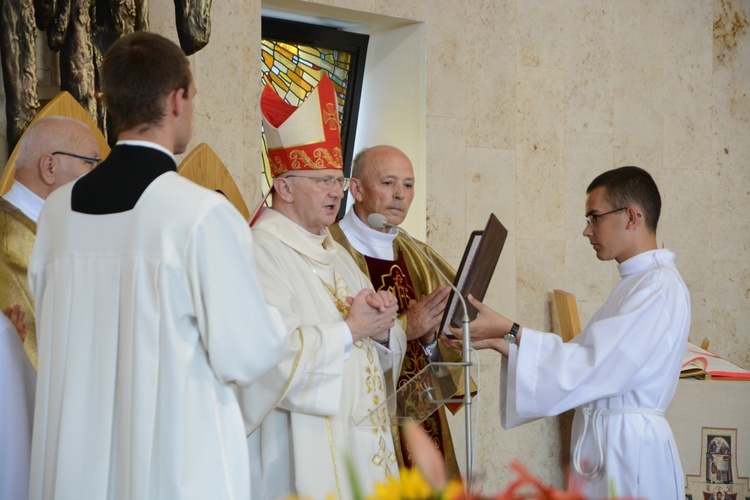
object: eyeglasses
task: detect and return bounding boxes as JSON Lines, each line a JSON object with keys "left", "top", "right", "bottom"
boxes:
{"left": 52, "top": 151, "right": 101, "bottom": 167}
{"left": 585, "top": 207, "right": 627, "bottom": 226}
{"left": 283, "top": 174, "right": 350, "bottom": 191}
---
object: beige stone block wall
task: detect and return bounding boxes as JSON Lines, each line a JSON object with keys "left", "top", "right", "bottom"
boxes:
{"left": 1, "top": 0, "right": 749, "bottom": 494}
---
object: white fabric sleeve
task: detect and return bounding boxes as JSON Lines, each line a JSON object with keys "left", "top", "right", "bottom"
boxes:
{"left": 342, "top": 321, "right": 353, "bottom": 360}
{"left": 512, "top": 280, "right": 675, "bottom": 418}
{"left": 185, "top": 202, "right": 284, "bottom": 387}
{"left": 0, "top": 315, "right": 36, "bottom": 500}
{"left": 242, "top": 234, "right": 348, "bottom": 418}
{"left": 500, "top": 343, "right": 540, "bottom": 429}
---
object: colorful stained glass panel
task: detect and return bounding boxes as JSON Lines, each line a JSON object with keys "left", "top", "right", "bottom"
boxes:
{"left": 260, "top": 39, "right": 354, "bottom": 201}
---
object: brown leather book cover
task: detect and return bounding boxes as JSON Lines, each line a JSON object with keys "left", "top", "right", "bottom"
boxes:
{"left": 440, "top": 213, "right": 508, "bottom": 335}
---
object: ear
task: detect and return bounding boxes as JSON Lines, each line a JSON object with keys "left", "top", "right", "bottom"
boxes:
{"left": 168, "top": 88, "right": 185, "bottom": 118}
{"left": 349, "top": 178, "right": 364, "bottom": 202}
{"left": 272, "top": 178, "right": 294, "bottom": 203}
{"left": 625, "top": 206, "right": 640, "bottom": 229}
{"left": 39, "top": 154, "right": 56, "bottom": 186}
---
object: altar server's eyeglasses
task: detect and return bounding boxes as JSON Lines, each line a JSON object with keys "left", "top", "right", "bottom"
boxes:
{"left": 283, "top": 174, "right": 350, "bottom": 191}
{"left": 585, "top": 207, "right": 627, "bottom": 226}
{"left": 52, "top": 151, "right": 101, "bottom": 168}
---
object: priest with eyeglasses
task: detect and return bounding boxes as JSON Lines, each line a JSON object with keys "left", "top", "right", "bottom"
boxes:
{"left": 245, "top": 74, "right": 406, "bottom": 500}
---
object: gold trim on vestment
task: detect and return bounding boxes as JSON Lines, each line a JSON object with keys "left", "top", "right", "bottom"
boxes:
{"left": 326, "top": 417, "right": 344, "bottom": 500}
{"left": 296, "top": 249, "right": 397, "bottom": 480}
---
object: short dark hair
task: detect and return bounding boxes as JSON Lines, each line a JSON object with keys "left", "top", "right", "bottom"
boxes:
{"left": 101, "top": 31, "right": 192, "bottom": 133}
{"left": 587, "top": 166, "right": 661, "bottom": 231}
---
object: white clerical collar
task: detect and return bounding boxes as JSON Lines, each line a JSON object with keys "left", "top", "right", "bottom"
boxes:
{"left": 3, "top": 181, "right": 44, "bottom": 223}
{"left": 338, "top": 208, "right": 397, "bottom": 260}
{"left": 116, "top": 140, "right": 176, "bottom": 163}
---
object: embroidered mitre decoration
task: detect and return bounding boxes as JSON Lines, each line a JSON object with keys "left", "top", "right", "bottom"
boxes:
{"left": 261, "top": 74, "right": 343, "bottom": 177}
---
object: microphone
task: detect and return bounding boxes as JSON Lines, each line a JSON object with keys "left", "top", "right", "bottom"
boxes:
{"left": 367, "top": 212, "right": 474, "bottom": 483}
{"left": 366, "top": 213, "right": 391, "bottom": 230}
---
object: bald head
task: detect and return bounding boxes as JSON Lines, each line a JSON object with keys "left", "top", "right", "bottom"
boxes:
{"left": 350, "top": 145, "right": 415, "bottom": 231}
{"left": 15, "top": 117, "right": 100, "bottom": 199}
{"left": 351, "top": 146, "right": 413, "bottom": 181}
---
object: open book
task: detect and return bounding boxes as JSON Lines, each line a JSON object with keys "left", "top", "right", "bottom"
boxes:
{"left": 681, "top": 342, "right": 750, "bottom": 380}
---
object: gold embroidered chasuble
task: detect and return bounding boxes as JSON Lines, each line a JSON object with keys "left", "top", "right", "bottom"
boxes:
{"left": 330, "top": 223, "right": 462, "bottom": 479}
{"left": 0, "top": 198, "right": 38, "bottom": 367}
{"left": 247, "top": 209, "right": 406, "bottom": 500}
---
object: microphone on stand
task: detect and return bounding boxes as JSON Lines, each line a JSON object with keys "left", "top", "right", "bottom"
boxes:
{"left": 366, "top": 213, "right": 475, "bottom": 486}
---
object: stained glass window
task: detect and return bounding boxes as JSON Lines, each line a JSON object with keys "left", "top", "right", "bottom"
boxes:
{"left": 260, "top": 17, "right": 368, "bottom": 217}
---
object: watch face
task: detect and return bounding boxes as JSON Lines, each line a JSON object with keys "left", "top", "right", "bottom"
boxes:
{"left": 504, "top": 333, "right": 516, "bottom": 344}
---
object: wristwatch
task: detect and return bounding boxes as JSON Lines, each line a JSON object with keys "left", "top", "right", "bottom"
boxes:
{"left": 504, "top": 322, "right": 520, "bottom": 344}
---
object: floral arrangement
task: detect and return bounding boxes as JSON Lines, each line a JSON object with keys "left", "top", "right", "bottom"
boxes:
{"left": 348, "top": 422, "right": 586, "bottom": 500}
{"left": 358, "top": 461, "right": 585, "bottom": 500}
{"left": 286, "top": 421, "right": 609, "bottom": 499}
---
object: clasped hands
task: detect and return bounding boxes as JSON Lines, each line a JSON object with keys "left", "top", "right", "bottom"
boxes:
{"left": 345, "top": 289, "right": 399, "bottom": 343}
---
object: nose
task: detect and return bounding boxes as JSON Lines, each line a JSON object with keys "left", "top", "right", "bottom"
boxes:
{"left": 393, "top": 184, "right": 404, "bottom": 200}
{"left": 582, "top": 223, "right": 592, "bottom": 238}
{"left": 330, "top": 184, "right": 345, "bottom": 199}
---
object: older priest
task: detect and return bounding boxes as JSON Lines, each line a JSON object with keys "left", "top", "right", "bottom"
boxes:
{"left": 330, "top": 145, "right": 462, "bottom": 478}
{"left": 246, "top": 75, "right": 406, "bottom": 500}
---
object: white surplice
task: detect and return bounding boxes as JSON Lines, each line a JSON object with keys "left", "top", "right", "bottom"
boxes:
{"left": 28, "top": 173, "right": 284, "bottom": 499}
{"left": 502, "top": 249, "right": 691, "bottom": 498}
{"left": 0, "top": 313, "right": 35, "bottom": 500}
{"left": 246, "top": 208, "right": 406, "bottom": 500}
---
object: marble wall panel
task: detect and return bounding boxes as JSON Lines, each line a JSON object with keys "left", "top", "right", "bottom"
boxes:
{"left": 517, "top": 239, "right": 565, "bottom": 332}
{"left": 467, "top": 147, "right": 516, "bottom": 318}
{"left": 713, "top": 0, "right": 750, "bottom": 84}
{"left": 465, "top": 1, "right": 516, "bottom": 149}
{"left": 711, "top": 0, "right": 750, "bottom": 233}
{"left": 612, "top": 0, "right": 664, "bottom": 149}
{"left": 426, "top": 116, "right": 466, "bottom": 258}
{"left": 195, "top": 2, "right": 262, "bottom": 202}
{"left": 707, "top": 258, "right": 750, "bottom": 369}
{"left": 466, "top": 147, "right": 515, "bottom": 238}
{"left": 516, "top": 66, "right": 565, "bottom": 241}
{"left": 688, "top": 287, "right": 711, "bottom": 350}
{"left": 563, "top": 0, "right": 614, "bottom": 135}
{"left": 663, "top": 0, "right": 714, "bottom": 172}
{"left": 502, "top": 417, "right": 565, "bottom": 488}
{"left": 657, "top": 168, "right": 717, "bottom": 293}
{"left": 563, "top": 132, "right": 615, "bottom": 303}
{"left": 708, "top": 152, "right": 750, "bottom": 259}
{"left": 516, "top": 0, "right": 565, "bottom": 69}
{"left": 425, "top": 0, "right": 466, "bottom": 119}
{"left": 613, "top": 145, "right": 663, "bottom": 172}
{"left": 325, "top": 0, "right": 422, "bottom": 20}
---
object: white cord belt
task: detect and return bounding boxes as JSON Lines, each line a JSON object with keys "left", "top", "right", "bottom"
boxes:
{"left": 572, "top": 406, "right": 666, "bottom": 480}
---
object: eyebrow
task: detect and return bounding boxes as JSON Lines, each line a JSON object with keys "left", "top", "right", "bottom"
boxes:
{"left": 381, "top": 175, "right": 414, "bottom": 181}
